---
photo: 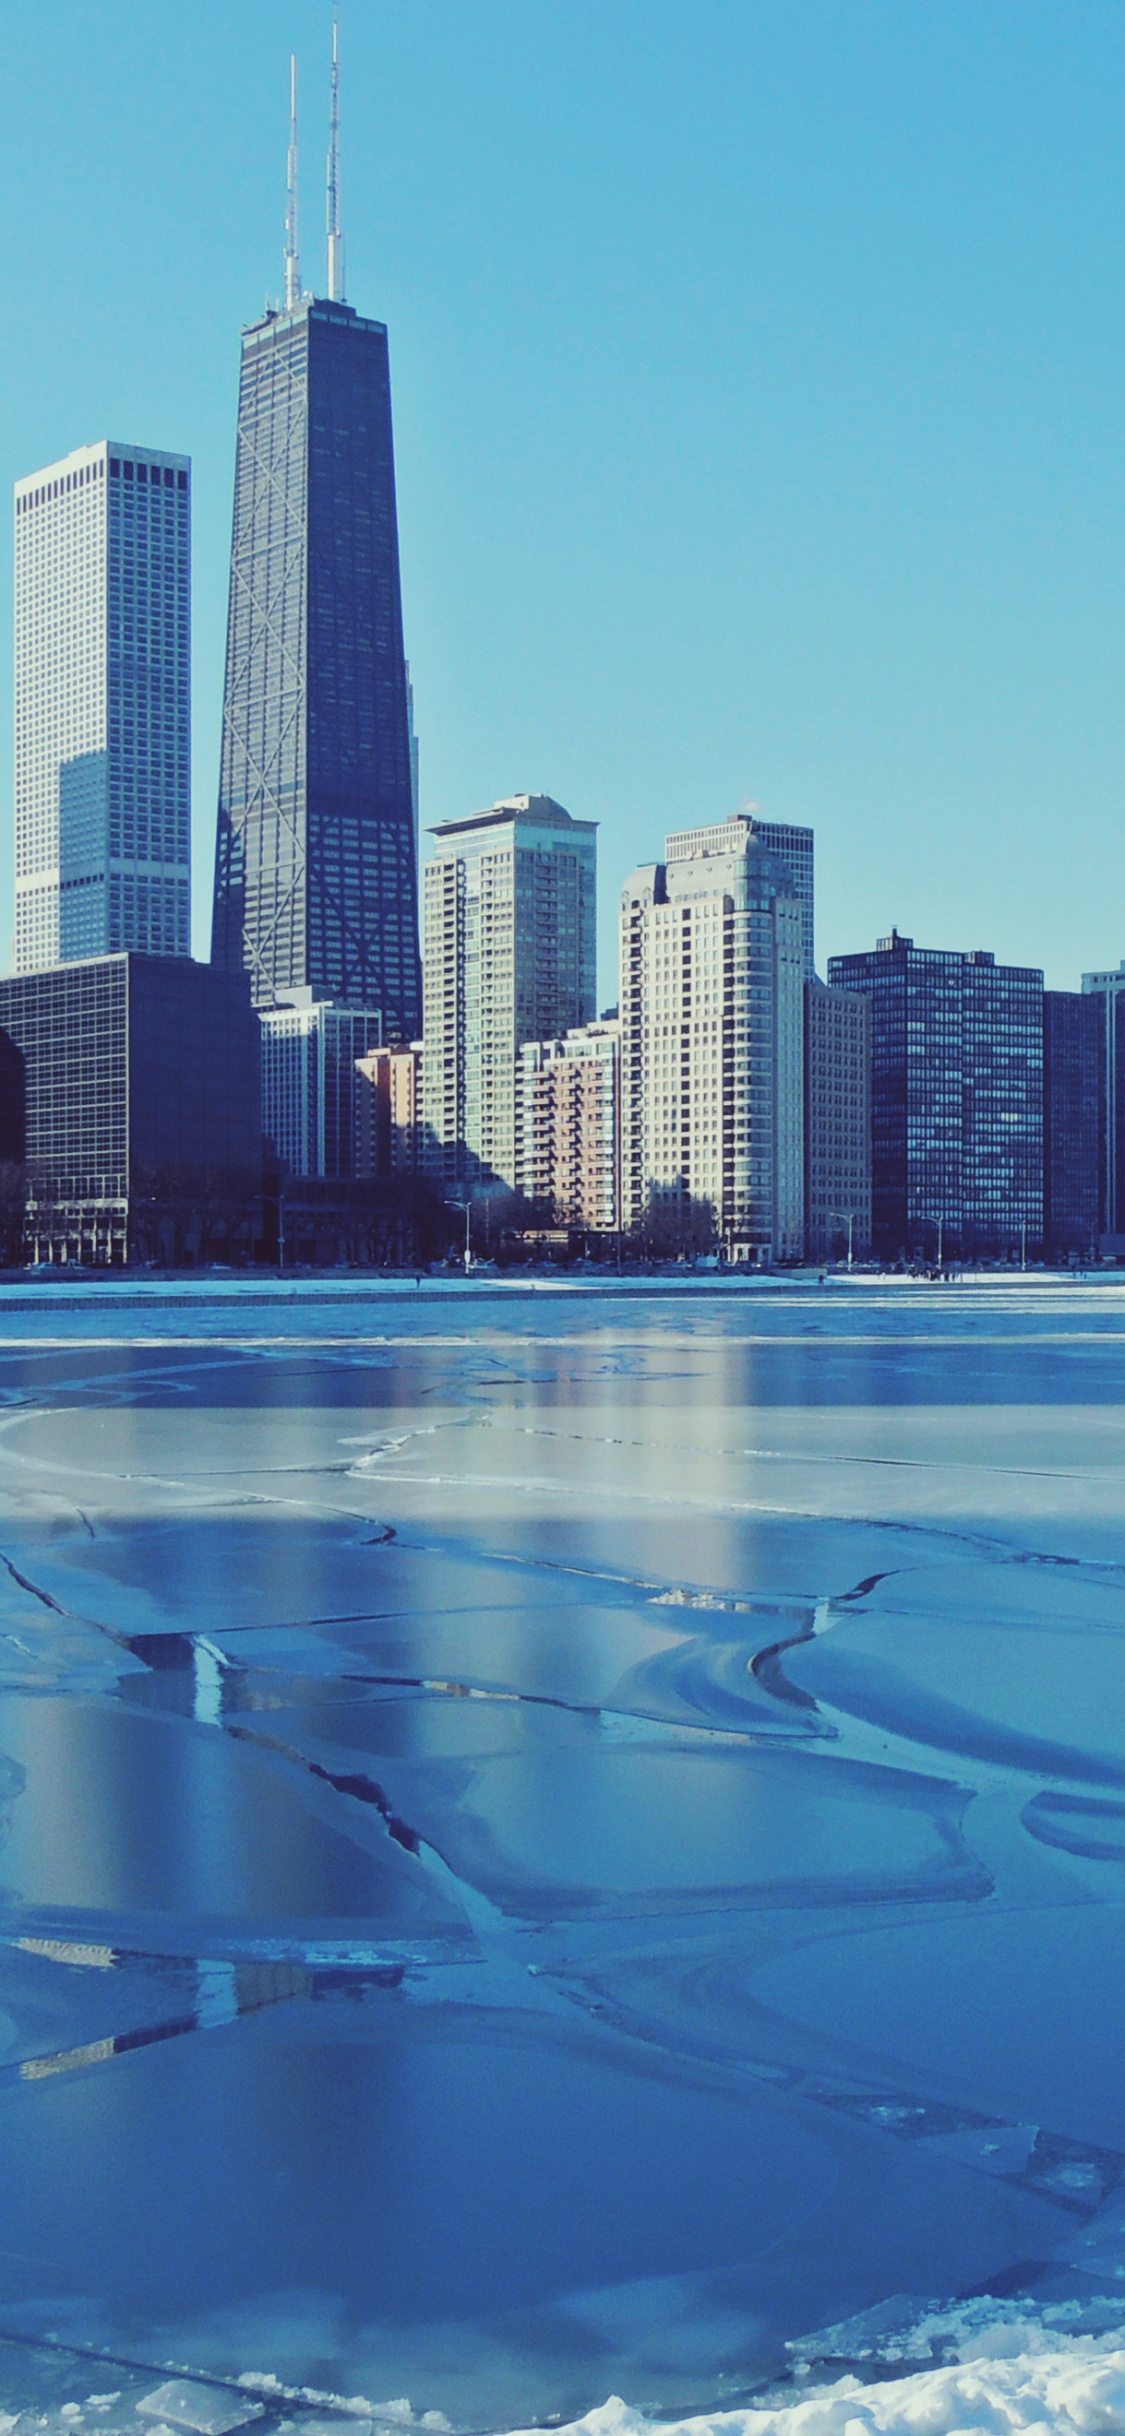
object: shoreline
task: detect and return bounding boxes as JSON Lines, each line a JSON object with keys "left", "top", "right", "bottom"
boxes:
{"left": 0, "top": 1267, "right": 1117, "bottom": 1316}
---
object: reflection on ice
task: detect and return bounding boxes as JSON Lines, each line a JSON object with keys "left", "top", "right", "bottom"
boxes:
{"left": 2, "top": 1284, "right": 1125, "bottom": 2424}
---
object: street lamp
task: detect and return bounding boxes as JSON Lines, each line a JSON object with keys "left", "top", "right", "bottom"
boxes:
{"left": 829, "top": 1209, "right": 856, "bottom": 1271}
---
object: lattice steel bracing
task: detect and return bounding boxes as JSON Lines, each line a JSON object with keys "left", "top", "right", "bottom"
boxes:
{"left": 211, "top": 299, "right": 421, "bottom": 1027}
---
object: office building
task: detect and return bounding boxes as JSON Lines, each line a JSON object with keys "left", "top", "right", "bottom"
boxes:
{"left": 805, "top": 978, "right": 872, "bottom": 1262}
{"left": 14, "top": 443, "right": 191, "bottom": 973}
{"left": 1081, "top": 962, "right": 1125, "bottom": 1249}
{"left": 0, "top": 957, "right": 260, "bottom": 1265}
{"left": 0, "top": 1033, "right": 23, "bottom": 1166}
{"left": 355, "top": 1041, "right": 424, "bottom": 1179}
{"left": 211, "top": 115, "right": 420, "bottom": 1028}
{"left": 516, "top": 1020, "right": 619, "bottom": 1233}
{"left": 260, "top": 998, "right": 384, "bottom": 1179}
{"left": 619, "top": 823, "right": 805, "bottom": 1261}
{"left": 665, "top": 813, "right": 814, "bottom": 979}
{"left": 1043, "top": 990, "right": 1100, "bottom": 1261}
{"left": 422, "top": 795, "right": 597, "bottom": 1190}
{"left": 829, "top": 931, "right": 1044, "bottom": 1260}
{"left": 406, "top": 664, "right": 420, "bottom": 887}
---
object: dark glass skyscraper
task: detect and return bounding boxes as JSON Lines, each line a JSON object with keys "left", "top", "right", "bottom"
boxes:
{"left": 1043, "top": 990, "right": 1100, "bottom": 1259}
{"left": 1081, "top": 961, "right": 1125, "bottom": 1248}
{"left": 829, "top": 930, "right": 1044, "bottom": 1260}
{"left": 211, "top": 296, "right": 421, "bottom": 1028}
{"left": 0, "top": 957, "right": 260, "bottom": 1265}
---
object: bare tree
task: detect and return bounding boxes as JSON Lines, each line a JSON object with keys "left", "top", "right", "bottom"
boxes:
{"left": 638, "top": 1188, "right": 717, "bottom": 1262}
{"left": 0, "top": 1164, "right": 27, "bottom": 1268}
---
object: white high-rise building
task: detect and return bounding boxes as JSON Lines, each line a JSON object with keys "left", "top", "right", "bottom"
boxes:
{"left": 13, "top": 442, "right": 191, "bottom": 973}
{"left": 422, "top": 795, "right": 597, "bottom": 1189}
{"left": 260, "top": 996, "right": 384, "bottom": 1179}
{"left": 665, "top": 812, "right": 814, "bottom": 979}
{"left": 619, "top": 816, "right": 805, "bottom": 1261}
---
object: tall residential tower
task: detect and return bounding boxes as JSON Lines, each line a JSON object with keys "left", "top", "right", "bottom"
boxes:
{"left": 14, "top": 444, "right": 191, "bottom": 972}
{"left": 665, "top": 813, "right": 814, "bottom": 979}
{"left": 619, "top": 818, "right": 806, "bottom": 1261}
{"left": 422, "top": 795, "right": 598, "bottom": 1190}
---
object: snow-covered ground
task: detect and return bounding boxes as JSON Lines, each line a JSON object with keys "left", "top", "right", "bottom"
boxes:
{"left": 1, "top": 1281, "right": 1125, "bottom": 2429}
{"left": 531, "top": 2329, "right": 1125, "bottom": 2436}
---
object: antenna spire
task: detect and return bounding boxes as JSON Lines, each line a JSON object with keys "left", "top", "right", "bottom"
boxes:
{"left": 327, "top": 7, "right": 345, "bottom": 301}
{"left": 285, "top": 53, "right": 302, "bottom": 310}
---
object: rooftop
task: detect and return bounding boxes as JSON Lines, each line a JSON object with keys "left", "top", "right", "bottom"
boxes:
{"left": 430, "top": 794, "right": 596, "bottom": 841}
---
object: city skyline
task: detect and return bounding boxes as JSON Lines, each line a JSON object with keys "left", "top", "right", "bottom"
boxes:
{"left": 0, "top": 2, "right": 1112, "bottom": 1272}
{"left": 4, "top": 4, "right": 1125, "bottom": 1005}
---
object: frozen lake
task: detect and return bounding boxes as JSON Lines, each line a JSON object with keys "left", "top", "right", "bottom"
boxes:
{"left": 0, "top": 1276, "right": 1124, "bottom": 2429}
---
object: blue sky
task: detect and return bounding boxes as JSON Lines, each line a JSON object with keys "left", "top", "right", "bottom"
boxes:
{"left": 2, "top": 0, "right": 1125, "bottom": 998}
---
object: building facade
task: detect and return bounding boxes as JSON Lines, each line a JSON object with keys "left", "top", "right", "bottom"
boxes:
{"left": 0, "top": 1034, "right": 23, "bottom": 1165}
{"left": 406, "top": 663, "right": 420, "bottom": 890}
{"left": 211, "top": 297, "right": 420, "bottom": 1032}
{"left": 828, "top": 931, "right": 1044, "bottom": 1260}
{"left": 422, "top": 796, "right": 597, "bottom": 1190}
{"left": 260, "top": 997, "right": 384, "bottom": 1180}
{"left": 1081, "top": 962, "right": 1125, "bottom": 1250}
{"left": 619, "top": 824, "right": 805, "bottom": 1261}
{"left": 14, "top": 443, "right": 191, "bottom": 973}
{"left": 515, "top": 1021, "right": 619, "bottom": 1233}
{"left": 355, "top": 1041, "right": 424, "bottom": 1179}
{"left": 0, "top": 957, "right": 260, "bottom": 1265}
{"left": 1043, "top": 990, "right": 1101, "bottom": 1261}
{"left": 664, "top": 814, "right": 814, "bottom": 979}
{"left": 804, "top": 978, "right": 872, "bottom": 1262}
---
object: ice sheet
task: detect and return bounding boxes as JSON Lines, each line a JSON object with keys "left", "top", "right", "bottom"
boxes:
{"left": 1, "top": 1281, "right": 1125, "bottom": 2426}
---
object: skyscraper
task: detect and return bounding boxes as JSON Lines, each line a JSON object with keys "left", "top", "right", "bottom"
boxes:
{"left": 406, "top": 661, "right": 420, "bottom": 883}
{"left": 665, "top": 813, "right": 814, "bottom": 979}
{"left": 619, "top": 823, "right": 806, "bottom": 1261}
{"left": 804, "top": 977, "right": 872, "bottom": 1262}
{"left": 1081, "top": 962, "right": 1125, "bottom": 1248}
{"left": 1044, "top": 989, "right": 1100, "bottom": 1260}
{"left": 422, "top": 795, "right": 598, "bottom": 1189}
{"left": 211, "top": 48, "right": 420, "bottom": 1030}
{"left": 829, "top": 931, "right": 1044, "bottom": 1260}
{"left": 14, "top": 443, "right": 191, "bottom": 973}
